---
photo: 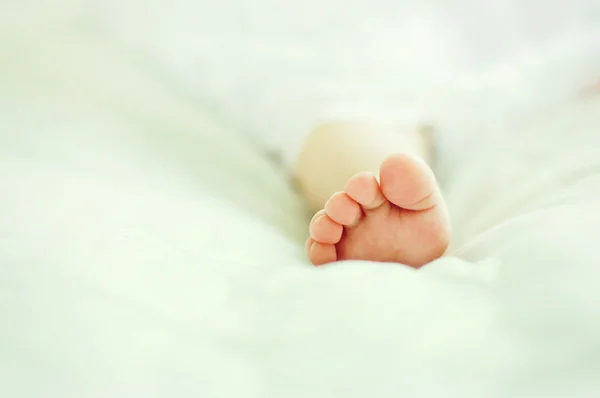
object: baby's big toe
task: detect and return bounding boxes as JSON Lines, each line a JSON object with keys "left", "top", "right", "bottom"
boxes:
{"left": 379, "top": 153, "right": 438, "bottom": 210}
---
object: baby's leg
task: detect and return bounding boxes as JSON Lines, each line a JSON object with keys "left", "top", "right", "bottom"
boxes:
{"left": 293, "top": 122, "right": 450, "bottom": 267}
{"left": 293, "top": 122, "right": 433, "bottom": 212}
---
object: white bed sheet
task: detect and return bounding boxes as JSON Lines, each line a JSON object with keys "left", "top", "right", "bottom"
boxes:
{"left": 2, "top": 1, "right": 600, "bottom": 397}
{"left": 85, "top": 0, "right": 600, "bottom": 166}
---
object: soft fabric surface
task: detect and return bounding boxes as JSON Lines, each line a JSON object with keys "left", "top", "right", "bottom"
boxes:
{"left": 2, "top": 1, "right": 600, "bottom": 397}
{"left": 86, "top": 0, "right": 600, "bottom": 165}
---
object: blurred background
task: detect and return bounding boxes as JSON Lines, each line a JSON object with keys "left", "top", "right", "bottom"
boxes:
{"left": 2, "top": 3, "right": 600, "bottom": 396}
{"left": 3, "top": 0, "right": 600, "bottom": 160}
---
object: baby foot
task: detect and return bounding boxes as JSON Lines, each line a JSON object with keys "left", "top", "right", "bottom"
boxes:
{"left": 306, "top": 153, "right": 450, "bottom": 267}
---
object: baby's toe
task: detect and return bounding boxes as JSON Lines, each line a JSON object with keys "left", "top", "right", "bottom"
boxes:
{"left": 309, "top": 210, "right": 343, "bottom": 244}
{"left": 379, "top": 153, "right": 437, "bottom": 210}
{"left": 305, "top": 237, "right": 315, "bottom": 257}
{"left": 325, "top": 192, "right": 361, "bottom": 226}
{"left": 307, "top": 240, "right": 337, "bottom": 266}
{"left": 345, "top": 172, "right": 386, "bottom": 210}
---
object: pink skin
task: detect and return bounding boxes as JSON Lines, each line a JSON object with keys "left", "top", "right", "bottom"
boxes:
{"left": 305, "top": 78, "right": 599, "bottom": 267}
{"left": 306, "top": 153, "right": 450, "bottom": 268}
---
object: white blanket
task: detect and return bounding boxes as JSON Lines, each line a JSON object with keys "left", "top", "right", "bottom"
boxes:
{"left": 2, "top": 1, "right": 600, "bottom": 397}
